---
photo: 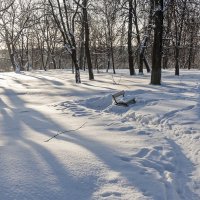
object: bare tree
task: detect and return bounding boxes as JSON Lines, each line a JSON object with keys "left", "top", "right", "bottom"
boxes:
{"left": 82, "top": 0, "right": 94, "bottom": 79}
{"left": 48, "top": 0, "right": 81, "bottom": 83}
{"left": 0, "top": 0, "right": 33, "bottom": 72}
{"left": 172, "top": 0, "right": 187, "bottom": 76}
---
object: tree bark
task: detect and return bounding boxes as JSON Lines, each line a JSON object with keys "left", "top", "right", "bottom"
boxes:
{"left": 128, "top": 0, "right": 135, "bottom": 75}
{"left": 72, "top": 49, "right": 81, "bottom": 83}
{"left": 83, "top": 0, "right": 94, "bottom": 80}
{"left": 79, "top": 19, "right": 85, "bottom": 70}
{"left": 151, "top": 0, "right": 163, "bottom": 85}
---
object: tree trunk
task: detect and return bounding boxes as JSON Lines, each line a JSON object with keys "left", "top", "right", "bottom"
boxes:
{"left": 110, "top": 41, "right": 116, "bottom": 74}
{"left": 128, "top": 0, "right": 135, "bottom": 75}
{"left": 151, "top": 0, "right": 163, "bottom": 85}
{"left": 175, "top": 46, "right": 180, "bottom": 75}
{"left": 79, "top": 13, "right": 85, "bottom": 70}
{"left": 162, "top": 56, "right": 169, "bottom": 69}
{"left": 106, "top": 54, "right": 110, "bottom": 72}
{"left": 83, "top": 0, "right": 94, "bottom": 80}
{"left": 72, "top": 49, "right": 81, "bottom": 83}
{"left": 52, "top": 56, "right": 57, "bottom": 69}
{"left": 7, "top": 43, "right": 20, "bottom": 72}
{"left": 136, "top": 0, "right": 153, "bottom": 74}
{"left": 173, "top": 0, "right": 187, "bottom": 76}
{"left": 188, "top": 20, "right": 194, "bottom": 70}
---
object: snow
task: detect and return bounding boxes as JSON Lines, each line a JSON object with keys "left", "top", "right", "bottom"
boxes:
{"left": 0, "top": 69, "right": 199, "bottom": 200}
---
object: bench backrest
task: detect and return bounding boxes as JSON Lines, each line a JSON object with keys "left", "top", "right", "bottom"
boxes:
{"left": 112, "top": 90, "right": 125, "bottom": 104}
{"left": 112, "top": 90, "right": 125, "bottom": 99}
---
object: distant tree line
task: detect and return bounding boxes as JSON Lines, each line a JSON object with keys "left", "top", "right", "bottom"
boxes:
{"left": 0, "top": 0, "right": 199, "bottom": 84}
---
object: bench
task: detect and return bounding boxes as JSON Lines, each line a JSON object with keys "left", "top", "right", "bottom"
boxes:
{"left": 112, "top": 90, "right": 136, "bottom": 107}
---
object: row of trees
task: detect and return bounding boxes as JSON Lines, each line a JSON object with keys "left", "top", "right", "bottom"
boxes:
{"left": 0, "top": 0, "right": 199, "bottom": 84}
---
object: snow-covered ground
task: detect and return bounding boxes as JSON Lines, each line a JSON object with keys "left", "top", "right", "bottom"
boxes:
{"left": 0, "top": 69, "right": 199, "bottom": 200}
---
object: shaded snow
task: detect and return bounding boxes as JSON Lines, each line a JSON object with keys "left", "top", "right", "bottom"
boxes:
{"left": 0, "top": 69, "right": 199, "bottom": 200}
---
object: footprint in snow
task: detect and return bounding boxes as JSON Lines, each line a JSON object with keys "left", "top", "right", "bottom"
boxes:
{"left": 146, "top": 101, "right": 159, "bottom": 106}
{"left": 101, "top": 191, "right": 122, "bottom": 198}
{"left": 140, "top": 159, "right": 163, "bottom": 172}
{"left": 19, "top": 110, "right": 29, "bottom": 113}
{"left": 134, "top": 148, "right": 150, "bottom": 158}
{"left": 153, "top": 146, "right": 163, "bottom": 151}
{"left": 117, "top": 155, "right": 132, "bottom": 162}
{"left": 108, "top": 178, "right": 119, "bottom": 184}
{"left": 72, "top": 112, "right": 90, "bottom": 117}
{"left": 107, "top": 126, "right": 134, "bottom": 132}
{"left": 119, "top": 126, "right": 134, "bottom": 131}
{"left": 137, "top": 131, "right": 151, "bottom": 136}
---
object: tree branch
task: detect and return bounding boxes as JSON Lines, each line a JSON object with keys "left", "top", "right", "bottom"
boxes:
{"left": 44, "top": 122, "right": 87, "bottom": 142}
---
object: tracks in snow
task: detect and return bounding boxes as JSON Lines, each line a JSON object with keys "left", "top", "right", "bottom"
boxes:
{"left": 55, "top": 94, "right": 200, "bottom": 199}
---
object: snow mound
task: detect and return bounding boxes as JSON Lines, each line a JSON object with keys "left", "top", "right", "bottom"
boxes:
{"left": 59, "top": 93, "right": 136, "bottom": 116}
{"left": 58, "top": 91, "right": 200, "bottom": 151}
{"left": 81, "top": 94, "right": 113, "bottom": 111}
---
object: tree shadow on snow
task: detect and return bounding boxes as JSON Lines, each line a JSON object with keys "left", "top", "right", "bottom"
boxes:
{"left": 0, "top": 88, "right": 97, "bottom": 200}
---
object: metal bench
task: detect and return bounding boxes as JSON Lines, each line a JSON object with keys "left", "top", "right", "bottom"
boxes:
{"left": 112, "top": 90, "right": 136, "bottom": 107}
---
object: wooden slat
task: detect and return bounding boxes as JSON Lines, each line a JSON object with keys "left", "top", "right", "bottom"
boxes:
{"left": 112, "top": 90, "right": 125, "bottom": 98}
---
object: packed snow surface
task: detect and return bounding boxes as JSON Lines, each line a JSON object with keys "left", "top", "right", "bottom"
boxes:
{"left": 0, "top": 69, "right": 199, "bottom": 200}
